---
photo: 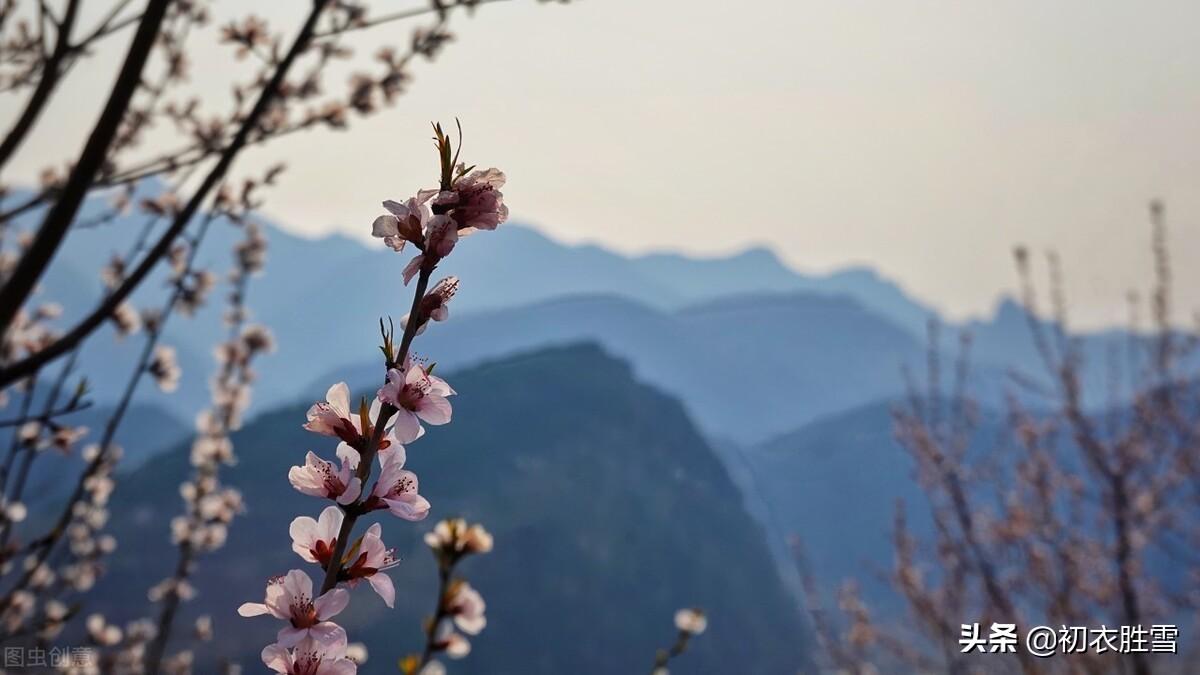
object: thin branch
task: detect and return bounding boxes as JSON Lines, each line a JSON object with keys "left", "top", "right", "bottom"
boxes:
{"left": 313, "top": 0, "right": 511, "bottom": 39}
{"left": 319, "top": 264, "right": 434, "bottom": 595}
{"left": 0, "top": 0, "right": 79, "bottom": 172}
{"left": 73, "top": 0, "right": 139, "bottom": 48}
{"left": 417, "top": 566, "right": 452, "bottom": 668}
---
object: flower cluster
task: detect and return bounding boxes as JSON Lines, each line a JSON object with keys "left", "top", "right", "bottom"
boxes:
{"left": 242, "top": 124, "right": 503, "bottom": 674}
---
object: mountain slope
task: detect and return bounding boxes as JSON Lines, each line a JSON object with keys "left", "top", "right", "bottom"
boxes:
{"left": 744, "top": 401, "right": 920, "bottom": 608}
{"left": 96, "top": 344, "right": 812, "bottom": 674}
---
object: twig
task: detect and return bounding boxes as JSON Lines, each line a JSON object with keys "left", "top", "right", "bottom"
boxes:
{"left": 318, "top": 264, "right": 434, "bottom": 595}
{"left": 0, "top": 0, "right": 79, "bottom": 172}
{"left": 313, "top": 0, "right": 511, "bottom": 39}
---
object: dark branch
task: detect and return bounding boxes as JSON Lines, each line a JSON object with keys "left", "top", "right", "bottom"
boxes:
{"left": 0, "top": 0, "right": 334, "bottom": 389}
{"left": 0, "top": 0, "right": 170, "bottom": 343}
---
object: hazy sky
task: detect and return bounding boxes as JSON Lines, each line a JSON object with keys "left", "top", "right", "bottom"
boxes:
{"left": 5, "top": 1, "right": 1200, "bottom": 328}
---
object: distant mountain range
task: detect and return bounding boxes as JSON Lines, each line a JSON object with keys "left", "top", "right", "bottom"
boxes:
{"left": 86, "top": 345, "right": 812, "bottom": 674}
{"left": 10, "top": 184, "right": 1163, "bottom": 466}
{"left": 3, "top": 187, "right": 951, "bottom": 414}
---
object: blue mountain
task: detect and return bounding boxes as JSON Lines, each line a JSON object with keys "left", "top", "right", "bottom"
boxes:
{"left": 8, "top": 185, "right": 1147, "bottom": 454}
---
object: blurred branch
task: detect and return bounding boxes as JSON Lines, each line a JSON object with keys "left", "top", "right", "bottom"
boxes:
{"left": 0, "top": 0, "right": 334, "bottom": 389}
{"left": 314, "top": 0, "right": 510, "bottom": 38}
{"left": 0, "top": 0, "right": 170, "bottom": 343}
{"left": 0, "top": 0, "right": 79, "bottom": 171}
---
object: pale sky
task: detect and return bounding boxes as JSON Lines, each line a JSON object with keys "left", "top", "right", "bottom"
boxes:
{"left": 5, "top": 1, "right": 1200, "bottom": 328}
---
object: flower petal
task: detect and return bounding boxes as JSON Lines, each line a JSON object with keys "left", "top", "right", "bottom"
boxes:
{"left": 391, "top": 410, "right": 423, "bottom": 444}
{"left": 368, "top": 573, "right": 396, "bottom": 608}
{"left": 261, "top": 643, "right": 291, "bottom": 673}
{"left": 237, "top": 602, "right": 270, "bottom": 617}
{"left": 307, "top": 621, "right": 347, "bottom": 646}
{"left": 336, "top": 443, "right": 361, "bottom": 470}
{"left": 336, "top": 477, "right": 362, "bottom": 505}
{"left": 326, "top": 382, "right": 351, "bottom": 418}
{"left": 417, "top": 396, "right": 452, "bottom": 425}
{"left": 386, "top": 494, "right": 431, "bottom": 522}
{"left": 315, "top": 588, "right": 349, "bottom": 620}
{"left": 276, "top": 625, "right": 305, "bottom": 649}
{"left": 289, "top": 516, "right": 319, "bottom": 562}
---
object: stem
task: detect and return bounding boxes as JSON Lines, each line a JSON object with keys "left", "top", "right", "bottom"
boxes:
{"left": 1111, "top": 471, "right": 1150, "bottom": 675}
{"left": 0, "top": 191, "right": 49, "bottom": 224}
{"left": 650, "top": 631, "right": 691, "bottom": 673}
{"left": 417, "top": 564, "right": 452, "bottom": 668}
{"left": 318, "top": 265, "right": 434, "bottom": 596}
{"left": 396, "top": 266, "right": 433, "bottom": 364}
{"left": 0, "top": 400, "right": 90, "bottom": 428}
{"left": 141, "top": 537, "right": 191, "bottom": 672}
{"left": 317, "top": 412, "right": 388, "bottom": 595}
{"left": 0, "top": 0, "right": 168, "bottom": 336}
{"left": 0, "top": 350, "right": 76, "bottom": 548}
{"left": 313, "top": 0, "right": 510, "bottom": 39}
{"left": 0, "top": 378, "right": 35, "bottom": 493}
{"left": 74, "top": 0, "right": 139, "bottom": 47}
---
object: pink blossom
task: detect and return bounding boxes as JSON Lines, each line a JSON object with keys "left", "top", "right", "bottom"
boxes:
{"left": 372, "top": 197, "right": 430, "bottom": 252}
{"left": 674, "top": 607, "right": 707, "bottom": 635}
{"left": 290, "top": 506, "right": 343, "bottom": 568}
{"left": 342, "top": 523, "right": 399, "bottom": 607}
{"left": 403, "top": 276, "right": 459, "bottom": 335}
{"left": 304, "top": 385, "right": 403, "bottom": 451}
{"left": 288, "top": 445, "right": 362, "bottom": 505}
{"left": 303, "top": 383, "right": 359, "bottom": 443}
{"left": 376, "top": 358, "right": 454, "bottom": 443}
{"left": 238, "top": 570, "right": 349, "bottom": 648}
{"left": 261, "top": 632, "right": 358, "bottom": 675}
{"left": 433, "top": 620, "right": 472, "bottom": 659}
{"left": 424, "top": 519, "right": 493, "bottom": 557}
{"left": 439, "top": 168, "right": 507, "bottom": 234}
{"left": 425, "top": 215, "right": 458, "bottom": 257}
{"left": 419, "top": 661, "right": 447, "bottom": 675}
{"left": 364, "top": 444, "right": 430, "bottom": 521}
{"left": 401, "top": 216, "right": 457, "bottom": 285}
{"left": 445, "top": 581, "right": 486, "bottom": 635}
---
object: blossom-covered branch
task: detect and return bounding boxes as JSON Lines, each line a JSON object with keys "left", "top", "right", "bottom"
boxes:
{"left": 0, "top": 2, "right": 566, "bottom": 660}
{"left": 239, "top": 122, "right": 505, "bottom": 674}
